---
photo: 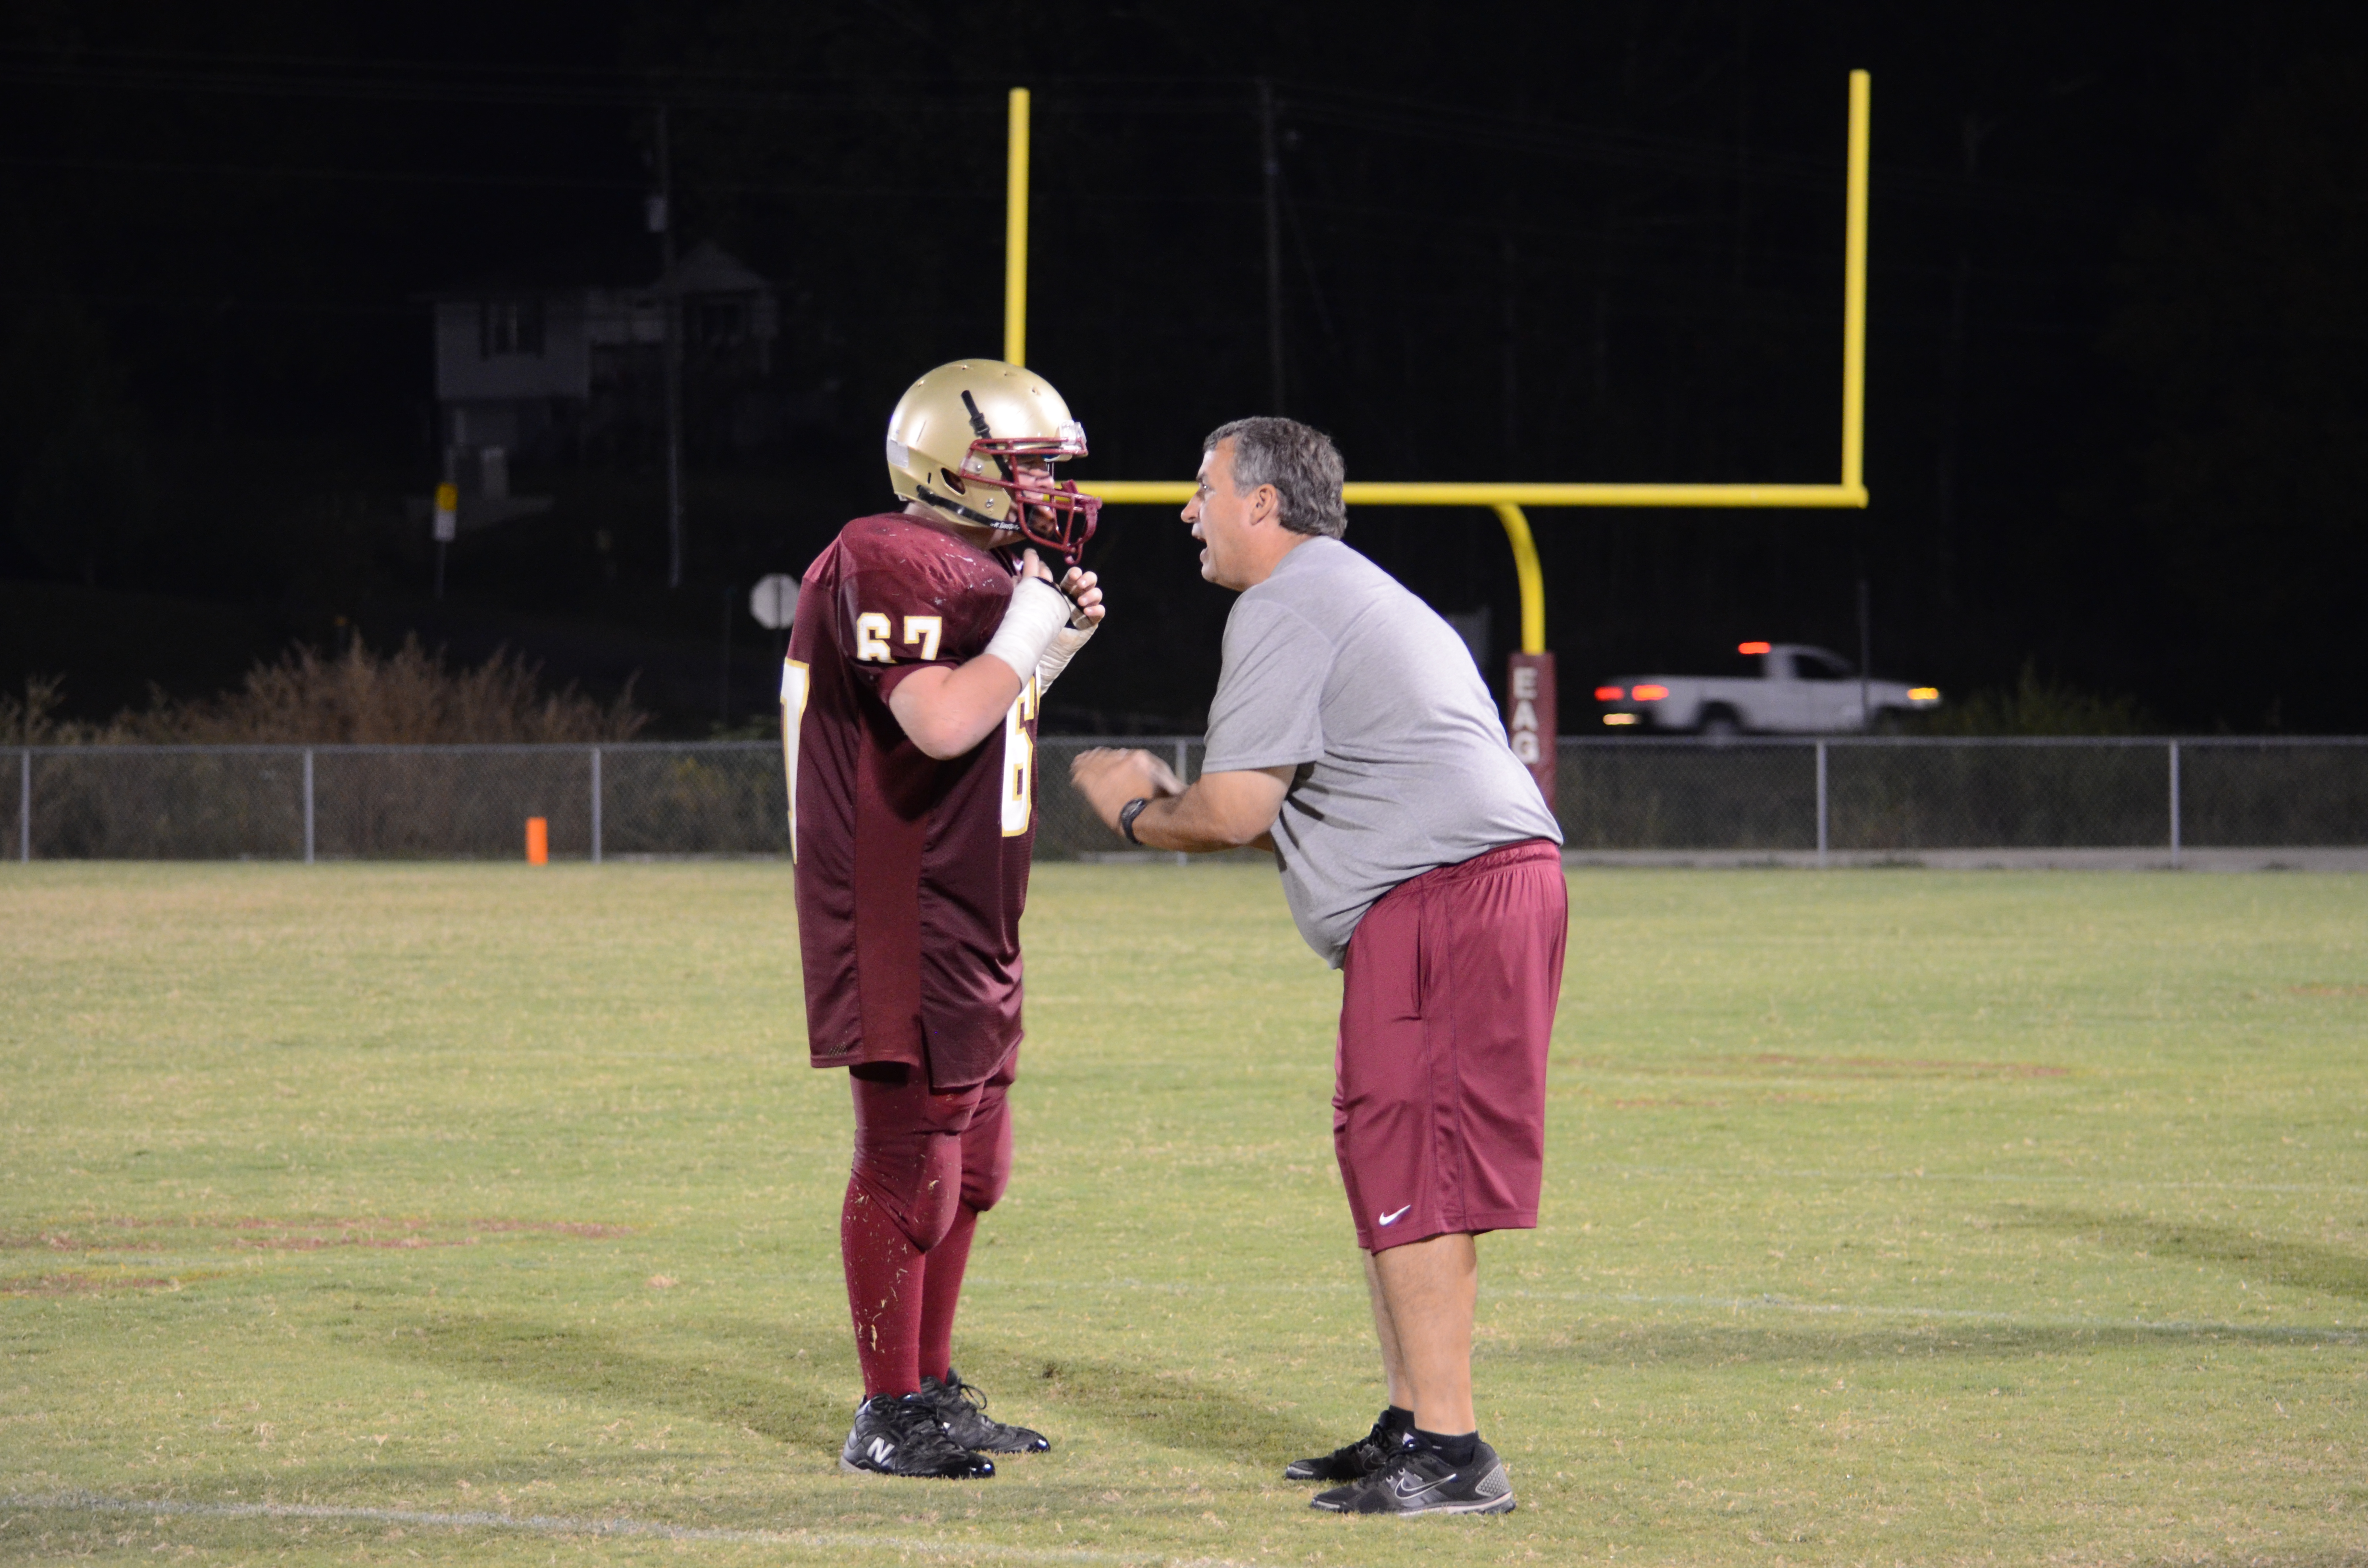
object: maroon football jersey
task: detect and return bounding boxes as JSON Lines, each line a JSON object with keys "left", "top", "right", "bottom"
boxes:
{"left": 783, "top": 511, "right": 1041, "bottom": 1090}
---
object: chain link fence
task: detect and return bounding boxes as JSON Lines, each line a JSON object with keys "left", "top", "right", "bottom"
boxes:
{"left": 4, "top": 736, "right": 2364, "bottom": 861}
{"left": 1551, "top": 737, "right": 2368, "bottom": 855}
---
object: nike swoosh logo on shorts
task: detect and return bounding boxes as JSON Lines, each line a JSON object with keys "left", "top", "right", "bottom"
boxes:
{"left": 1378, "top": 1205, "right": 1411, "bottom": 1225}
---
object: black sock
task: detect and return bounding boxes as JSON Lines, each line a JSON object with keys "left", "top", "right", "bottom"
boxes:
{"left": 1413, "top": 1426, "right": 1479, "bottom": 1467}
{"left": 1380, "top": 1405, "right": 1415, "bottom": 1436}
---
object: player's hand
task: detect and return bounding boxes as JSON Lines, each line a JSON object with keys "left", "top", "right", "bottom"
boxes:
{"left": 1057, "top": 565, "right": 1105, "bottom": 628}
{"left": 1070, "top": 747, "right": 1180, "bottom": 833}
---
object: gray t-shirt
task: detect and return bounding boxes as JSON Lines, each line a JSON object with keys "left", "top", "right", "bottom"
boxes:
{"left": 1201, "top": 536, "right": 1563, "bottom": 966}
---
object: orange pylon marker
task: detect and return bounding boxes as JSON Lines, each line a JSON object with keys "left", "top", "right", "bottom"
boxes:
{"left": 526, "top": 817, "right": 549, "bottom": 865}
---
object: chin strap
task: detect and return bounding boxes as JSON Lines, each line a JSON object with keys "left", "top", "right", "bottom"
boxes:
{"left": 912, "top": 484, "right": 1005, "bottom": 532}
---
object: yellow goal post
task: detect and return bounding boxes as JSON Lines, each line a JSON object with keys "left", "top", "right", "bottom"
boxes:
{"left": 1001, "top": 73, "right": 1872, "bottom": 655}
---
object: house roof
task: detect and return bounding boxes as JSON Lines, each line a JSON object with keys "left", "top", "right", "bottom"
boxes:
{"left": 423, "top": 241, "right": 772, "bottom": 302}
{"left": 664, "top": 241, "right": 769, "bottom": 296}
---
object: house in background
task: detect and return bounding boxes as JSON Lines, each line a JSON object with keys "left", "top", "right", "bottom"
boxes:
{"left": 424, "top": 242, "right": 782, "bottom": 528}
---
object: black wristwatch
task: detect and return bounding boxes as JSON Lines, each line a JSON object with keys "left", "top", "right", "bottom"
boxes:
{"left": 1118, "top": 797, "right": 1151, "bottom": 846}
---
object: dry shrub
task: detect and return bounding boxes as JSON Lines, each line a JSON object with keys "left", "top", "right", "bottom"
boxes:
{"left": 12, "top": 637, "right": 649, "bottom": 745}
{"left": 1907, "top": 661, "right": 2154, "bottom": 736}
{"left": 1, "top": 674, "right": 68, "bottom": 745}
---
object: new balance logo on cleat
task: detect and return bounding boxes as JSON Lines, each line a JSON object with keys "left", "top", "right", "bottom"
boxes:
{"left": 839, "top": 1393, "right": 996, "bottom": 1479}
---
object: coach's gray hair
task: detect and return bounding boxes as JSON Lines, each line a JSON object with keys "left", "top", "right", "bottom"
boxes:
{"left": 1202, "top": 417, "right": 1347, "bottom": 539}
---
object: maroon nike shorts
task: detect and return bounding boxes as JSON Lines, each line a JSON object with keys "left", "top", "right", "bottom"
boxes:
{"left": 1333, "top": 838, "right": 1568, "bottom": 1254}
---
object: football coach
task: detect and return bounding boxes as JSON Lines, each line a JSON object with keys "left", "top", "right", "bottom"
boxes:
{"left": 1071, "top": 417, "right": 1567, "bottom": 1517}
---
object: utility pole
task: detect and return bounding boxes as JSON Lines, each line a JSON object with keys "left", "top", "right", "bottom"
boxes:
{"left": 1856, "top": 574, "right": 1873, "bottom": 728}
{"left": 432, "top": 481, "right": 456, "bottom": 600}
{"left": 1501, "top": 233, "right": 1519, "bottom": 463}
{"left": 653, "top": 103, "right": 685, "bottom": 590}
{"left": 1257, "top": 79, "right": 1285, "bottom": 415}
{"left": 718, "top": 583, "right": 733, "bottom": 726}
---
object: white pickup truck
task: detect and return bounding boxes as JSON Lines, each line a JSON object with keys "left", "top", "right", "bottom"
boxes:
{"left": 1593, "top": 642, "right": 1941, "bottom": 735}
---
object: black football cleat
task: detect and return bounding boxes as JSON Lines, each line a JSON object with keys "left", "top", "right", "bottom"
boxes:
{"left": 919, "top": 1368, "right": 1051, "bottom": 1454}
{"left": 1283, "top": 1409, "right": 1401, "bottom": 1482}
{"left": 1309, "top": 1437, "right": 1515, "bottom": 1516}
{"left": 839, "top": 1393, "right": 996, "bottom": 1479}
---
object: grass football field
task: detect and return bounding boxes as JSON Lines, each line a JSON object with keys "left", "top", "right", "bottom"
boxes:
{"left": 1, "top": 862, "right": 2364, "bottom": 1566}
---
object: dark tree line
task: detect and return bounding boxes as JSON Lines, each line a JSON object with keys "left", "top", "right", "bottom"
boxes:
{"left": 1, "top": 1, "right": 2361, "bottom": 730}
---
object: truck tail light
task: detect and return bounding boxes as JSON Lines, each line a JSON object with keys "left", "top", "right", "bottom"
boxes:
{"left": 1632, "top": 684, "right": 1669, "bottom": 700}
{"left": 1738, "top": 640, "right": 1771, "bottom": 655}
{"left": 1908, "top": 686, "right": 1940, "bottom": 702}
{"left": 1593, "top": 686, "right": 1624, "bottom": 702}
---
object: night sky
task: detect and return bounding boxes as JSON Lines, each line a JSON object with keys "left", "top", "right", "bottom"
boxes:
{"left": 2, "top": 1, "right": 2362, "bottom": 733}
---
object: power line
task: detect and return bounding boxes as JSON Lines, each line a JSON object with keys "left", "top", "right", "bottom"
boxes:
{"left": 0, "top": 152, "right": 987, "bottom": 201}
{"left": 0, "top": 47, "right": 2123, "bottom": 216}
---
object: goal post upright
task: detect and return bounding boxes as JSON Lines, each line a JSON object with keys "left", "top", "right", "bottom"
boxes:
{"left": 1841, "top": 67, "right": 1870, "bottom": 498}
{"left": 1493, "top": 503, "right": 1546, "bottom": 656}
{"left": 1005, "top": 87, "right": 1030, "bottom": 366}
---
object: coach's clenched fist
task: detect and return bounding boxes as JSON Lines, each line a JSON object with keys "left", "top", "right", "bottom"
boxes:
{"left": 1069, "top": 747, "right": 1179, "bottom": 827}
{"left": 1071, "top": 747, "right": 1288, "bottom": 854}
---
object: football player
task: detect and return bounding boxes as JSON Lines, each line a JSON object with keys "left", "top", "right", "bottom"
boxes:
{"left": 782, "top": 360, "right": 1104, "bottom": 1479}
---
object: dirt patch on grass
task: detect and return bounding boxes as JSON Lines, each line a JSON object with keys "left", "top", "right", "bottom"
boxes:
{"left": 1715, "top": 1054, "right": 2069, "bottom": 1079}
{"left": 2293, "top": 984, "right": 2368, "bottom": 997}
{"left": 1563, "top": 1054, "right": 2070, "bottom": 1080}
{"left": 0, "top": 1216, "right": 636, "bottom": 1253}
{"left": 1551, "top": 1083, "right": 1848, "bottom": 1109}
{"left": 0, "top": 1272, "right": 178, "bottom": 1296}
{"left": 1607, "top": 1095, "right": 1728, "bottom": 1110}
{"left": 220, "top": 1217, "right": 635, "bottom": 1251}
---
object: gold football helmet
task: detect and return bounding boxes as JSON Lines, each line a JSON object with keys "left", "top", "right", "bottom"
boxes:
{"left": 885, "top": 360, "right": 1099, "bottom": 561}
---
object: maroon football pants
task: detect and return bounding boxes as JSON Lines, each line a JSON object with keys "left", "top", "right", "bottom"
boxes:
{"left": 840, "top": 1055, "right": 1014, "bottom": 1398}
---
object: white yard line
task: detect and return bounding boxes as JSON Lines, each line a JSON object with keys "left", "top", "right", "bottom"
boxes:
{"left": 950, "top": 1274, "right": 2358, "bottom": 1342}
{"left": 1586, "top": 1163, "right": 2368, "bottom": 1195}
{"left": 1482, "top": 1288, "right": 2362, "bottom": 1341}
{"left": 0, "top": 1493, "right": 1193, "bottom": 1564}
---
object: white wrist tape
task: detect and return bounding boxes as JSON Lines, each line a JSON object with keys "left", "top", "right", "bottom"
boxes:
{"left": 981, "top": 577, "right": 1073, "bottom": 683}
{"left": 1035, "top": 622, "right": 1096, "bottom": 697}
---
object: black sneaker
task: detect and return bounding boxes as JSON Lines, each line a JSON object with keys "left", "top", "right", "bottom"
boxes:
{"left": 1310, "top": 1437, "right": 1515, "bottom": 1515}
{"left": 839, "top": 1393, "right": 996, "bottom": 1479}
{"left": 1283, "top": 1409, "right": 1403, "bottom": 1482}
{"left": 919, "top": 1368, "right": 1050, "bottom": 1454}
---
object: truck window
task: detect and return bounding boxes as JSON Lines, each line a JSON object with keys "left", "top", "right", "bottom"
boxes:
{"left": 1794, "top": 649, "right": 1855, "bottom": 681}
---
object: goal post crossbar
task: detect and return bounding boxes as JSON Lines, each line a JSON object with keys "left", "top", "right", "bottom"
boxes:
{"left": 1003, "top": 72, "right": 1874, "bottom": 654}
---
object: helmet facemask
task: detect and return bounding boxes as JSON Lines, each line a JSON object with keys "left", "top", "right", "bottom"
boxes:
{"left": 915, "top": 394, "right": 1100, "bottom": 564}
